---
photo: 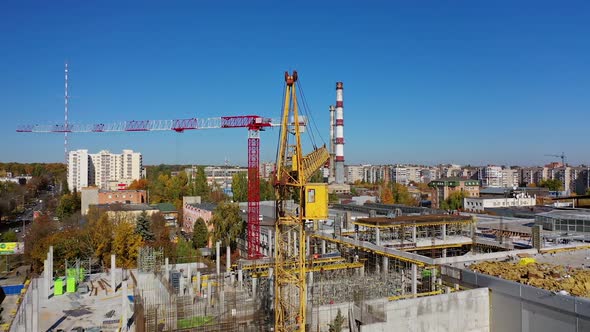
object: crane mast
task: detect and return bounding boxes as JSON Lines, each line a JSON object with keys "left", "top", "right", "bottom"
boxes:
{"left": 274, "top": 71, "right": 329, "bottom": 332}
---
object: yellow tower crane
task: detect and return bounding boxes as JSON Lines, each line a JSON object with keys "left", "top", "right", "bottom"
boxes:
{"left": 274, "top": 71, "right": 330, "bottom": 332}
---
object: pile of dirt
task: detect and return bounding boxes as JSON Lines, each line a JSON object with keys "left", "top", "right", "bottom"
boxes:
{"left": 470, "top": 261, "right": 590, "bottom": 298}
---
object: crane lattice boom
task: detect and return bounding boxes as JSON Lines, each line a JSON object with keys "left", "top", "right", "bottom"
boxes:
{"left": 17, "top": 115, "right": 275, "bottom": 133}
{"left": 17, "top": 114, "right": 275, "bottom": 259}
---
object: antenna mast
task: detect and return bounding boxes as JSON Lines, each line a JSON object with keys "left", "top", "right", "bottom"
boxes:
{"left": 64, "top": 62, "right": 69, "bottom": 164}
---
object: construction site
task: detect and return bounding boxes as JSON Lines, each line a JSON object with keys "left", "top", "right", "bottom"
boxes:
{"left": 5, "top": 70, "right": 590, "bottom": 332}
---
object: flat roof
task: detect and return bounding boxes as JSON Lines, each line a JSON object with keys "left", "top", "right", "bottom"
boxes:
{"left": 356, "top": 214, "right": 473, "bottom": 226}
{"left": 537, "top": 208, "right": 590, "bottom": 220}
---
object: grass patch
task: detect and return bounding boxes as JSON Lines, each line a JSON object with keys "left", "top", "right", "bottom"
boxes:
{"left": 177, "top": 316, "right": 214, "bottom": 328}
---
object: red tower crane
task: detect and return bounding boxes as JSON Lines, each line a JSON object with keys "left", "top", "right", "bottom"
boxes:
{"left": 17, "top": 115, "right": 273, "bottom": 259}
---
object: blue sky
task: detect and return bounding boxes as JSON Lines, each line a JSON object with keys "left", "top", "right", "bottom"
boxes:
{"left": 1, "top": 1, "right": 589, "bottom": 166}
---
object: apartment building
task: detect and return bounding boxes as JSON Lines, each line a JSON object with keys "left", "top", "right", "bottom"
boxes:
{"left": 68, "top": 149, "right": 143, "bottom": 191}
{"left": 479, "top": 166, "right": 519, "bottom": 188}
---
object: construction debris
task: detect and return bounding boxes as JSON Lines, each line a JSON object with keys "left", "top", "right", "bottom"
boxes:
{"left": 470, "top": 261, "right": 590, "bottom": 298}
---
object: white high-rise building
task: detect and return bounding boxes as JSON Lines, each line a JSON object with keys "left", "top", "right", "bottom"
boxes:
{"left": 67, "top": 149, "right": 90, "bottom": 192}
{"left": 68, "top": 149, "right": 143, "bottom": 191}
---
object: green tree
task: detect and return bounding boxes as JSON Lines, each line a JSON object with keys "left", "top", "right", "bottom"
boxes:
{"left": 149, "top": 213, "right": 175, "bottom": 260}
{"left": 391, "top": 183, "right": 417, "bottom": 206}
{"left": 176, "top": 237, "right": 201, "bottom": 263}
{"left": 259, "top": 178, "right": 275, "bottom": 201}
{"left": 441, "top": 191, "right": 468, "bottom": 210}
{"left": 309, "top": 169, "right": 324, "bottom": 183}
{"left": 328, "top": 309, "right": 346, "bottom": 332}
{"left": 135, "top": 211, "right": 154, "bottom": 241}
{"left": 56, "top": 192, "right": 81, "bottom": 219}
{"left": 211, "top": 202, "right": 245, "bottom": 248}
{"left": 192, "top": 166, "right": 210, "bottom": 201}
{"left": 539, "top": 179, "right": 563, "bottom": 191}
{"left": 192, "top": 217, "right": 209, "bottom": 248}
{"left": 231, "top": 172, "right": 247, "bottom": 202}
{"left": 1, "top": 230, "right": 18, "bottom": 242}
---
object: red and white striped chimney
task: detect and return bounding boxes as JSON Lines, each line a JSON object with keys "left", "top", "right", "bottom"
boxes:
{"left": 335, "top": 82, "right": 345, "bottom": 184}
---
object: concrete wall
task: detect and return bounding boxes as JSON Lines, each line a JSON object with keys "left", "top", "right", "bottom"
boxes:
{"left": 459, "top": 269, "right": 590, "bottom": 332}
{"left": 360, "top": 288, "right": 490, "bottom": 332}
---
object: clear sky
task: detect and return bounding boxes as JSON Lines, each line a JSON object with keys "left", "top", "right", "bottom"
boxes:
{"left": 1, "top": 1, "right": 589, "bottom": 167}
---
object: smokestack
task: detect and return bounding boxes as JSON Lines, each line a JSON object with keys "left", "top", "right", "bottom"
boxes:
{"left": 329, "top": 105, "right": 336, "bottom": 182}
{"left": 335, "top": 82, "right": 345, "bottom": 184}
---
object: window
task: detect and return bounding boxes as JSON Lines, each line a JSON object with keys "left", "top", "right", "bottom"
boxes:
{"left": 308, "top": 189, "right": 315, "bottom": 203}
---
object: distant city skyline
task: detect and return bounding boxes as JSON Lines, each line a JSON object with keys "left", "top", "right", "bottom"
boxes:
{"left": 1, "top": 1, "right": 589, "bottom": 165}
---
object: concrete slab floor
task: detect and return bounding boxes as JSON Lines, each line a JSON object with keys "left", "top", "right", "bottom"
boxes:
{"left": 38, "top": 279, "right": 133, "bottom": 331}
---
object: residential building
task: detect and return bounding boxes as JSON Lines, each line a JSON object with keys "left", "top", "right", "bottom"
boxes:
{"left": 345, "top": 165, "right": 364, "bottom": 184}
{"left": 479, "top": 166, "right": 519, "bottom": 188}
{"left": 428, "top": 177, "right": 480, "bottom": 208}
{"left": 67, "top": 149, "right": 90, "bottom": 191}
{"left": 575, "top": 168, "right": 590, "bottom": 195}
{"left": 68, "top": 149, "right": 143, "bottom": 191}
{"left": 520, "top": 167, "right": 546, "bottom": 187}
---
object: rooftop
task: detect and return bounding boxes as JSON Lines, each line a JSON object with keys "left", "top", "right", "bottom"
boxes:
{"left": 152, "top": 202, "right": 177, "bottom": 212}
{"left": 187, "top": 202, "right": 217, "bottom": 211}
{"left": 537, "top": 208, "right": 590, "bottom": 220}
{"left": 356, "top": 214, "right": 472, "bottom": 226}
{"left": 95, "top": 203, "right": 156, "bottom": 212}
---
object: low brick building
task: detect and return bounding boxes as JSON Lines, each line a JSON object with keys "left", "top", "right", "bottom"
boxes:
{"left": 81, "top": 187, "right": 147, "bottom": 215}
{"left": 183, "top": 202, "right": 216, "bottom": 247}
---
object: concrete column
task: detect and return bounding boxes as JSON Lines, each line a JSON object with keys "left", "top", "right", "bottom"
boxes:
{"left": 43, "top": 259, "right": 49, "bottom": 299}
{"left": 179, "top": 275, "right": 185, "bottom": 295}
{"left": 412, "top": 226, "right": 417, "bottom": 243}
{"left": 187, "top": 264, "right": 192, "bottom": 285}
{"left": 375, "top": 228, "right": 380, "bottom": 246}
{"left": 442, "top": 249, "right": 447, "bottom": 258}
{"left": 111, "top": 254, "right": 116, "bottom": 292}
{"left": 226, "top": 245, "right": 231, "bottom": 273}
{"left": 441, "top": 223, "right": 447, "bottom": 241}
{"left": 401, "top": 270, "right": 406, "bottom": 295}
{"left": 252, "top": 277, "right": 258, "bottom": 299}
{"left": 25, "top": 301, "right": 33, "bottom": 332}
{"left": 308, "top": 271, "right": 313, "bottom": 296}
{"left": 216, "top": 241, "right": 221, "bottom": 275}
{"left": 431, "top": 268, "right": 437, "bottom": 292}
{"left": 121, "top": 281, "right": 128, "bottom": 331}
{"left": 207, "top": 282, "right": 212, "bottom": 305}
{"left": 306, "top": 236, "right": 310, "bottom": 257}
{"left": 165, "top": 257, "right": 170, "bottom": 279}
{"left": 382, "top": 256, "right": 389, "bottom": 274}
{"left": 321, "top": 240, "right": 326, "bottom": 255}
{"left": 197, "top": 272, "right": 202, "bottom": 294}
{"left": 238, "top": 270, "right": 243, "bottom": 290}
{"left": 49, "top": 246, "right": 54, "bottom": 280}
{"left": 32, "top": 286, "right": 39, "bottom": 332}
{"left": 219, "top": 289, "right": 225, "bottom": 313}
{"left": 411, "top": 264, "right": 418, "bottom": 297}
{"left": 359, "top": 266, "right": 365, "bottom": 277}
